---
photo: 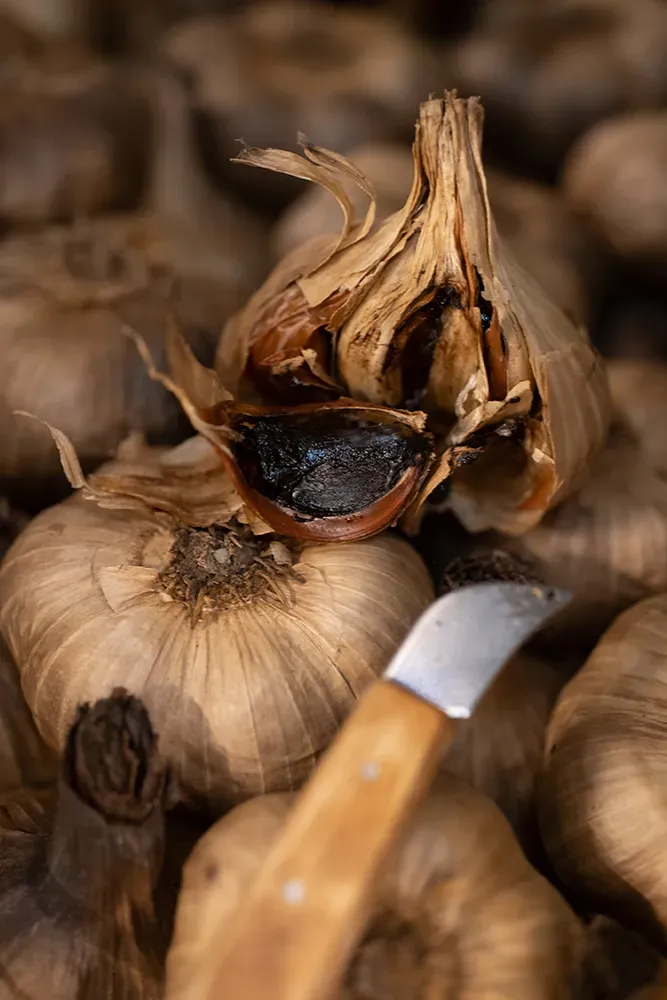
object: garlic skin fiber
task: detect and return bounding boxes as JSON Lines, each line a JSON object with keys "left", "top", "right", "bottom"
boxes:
{"left": 541, "top": 593, "right": 667, "bottom": 950}
{"left": 166, "top": 776, "right": 581, "bottom": 1000}
{"left": 0, "top": 435, "right": 433, "bottom": 809}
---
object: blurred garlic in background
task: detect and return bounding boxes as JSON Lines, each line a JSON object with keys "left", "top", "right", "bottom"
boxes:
{"left": 541, "top": 592, "right": 667, "bottom": 952}
{"left": 161, "top": 0, "right": 439, "bottom": 211}
{"left": 166, "top": 776, "right": 582, "bottom": 1000}
{"left": 564, "top": 111, "right": 667, "bottom": 270}
{"left": 447, "top": 0, "right": 667, "bottom": 176}
{"left": 0, "top": 69, "right": 266, "bottom": 501}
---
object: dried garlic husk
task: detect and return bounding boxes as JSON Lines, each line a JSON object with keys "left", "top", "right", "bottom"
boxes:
{"left": 448, "top": 0, "right": 667, "bottom": 172}
{"left": 0, "top": 689, "right": 171, "bottom": 998}
{"left": 485, "top": 170, "right": 598, "bottom": 327}
{"left": 0, "top": 73, "right": 265, "bottom": 492}
{"left": 167, "top": 775, "right": 581, "bottom": 1000}
{"left": 219, "top": 93, "right": 609, "bottom": 536}
{"left": 273, "top": 149, "right": 596, "bottom": 327}
{"left": 540, "top": 593, "right": 667, "bottom": 950}
{"left": 0, "top": 428, "right": 433, "bottom": 809}
{"left": 564, "top": 111, "right": 667, "bottom": 268}
{"left": 0, "top": 49, "right": 151, "bottom": 227}
{"left": 161, "top": 2, "right": 437, "bottom": 210}
{"left": 271, "top": 142, "right": 415, "bottom": 262}
{"left": 505, "top": 359, "right": 667, "bottom": 644}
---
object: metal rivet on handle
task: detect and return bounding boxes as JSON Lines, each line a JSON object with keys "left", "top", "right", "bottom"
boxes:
{"left": 282, "top": 879, "right": 306, "bottom": 905}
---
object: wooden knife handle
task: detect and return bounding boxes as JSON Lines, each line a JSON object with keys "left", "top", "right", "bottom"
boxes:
{"left": 202, "top": 681, "right": 456, "bottom": 1000}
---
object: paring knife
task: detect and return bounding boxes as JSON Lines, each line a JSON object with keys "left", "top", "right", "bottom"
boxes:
{"left": 197, "top": 581, "right": 571, "bottom": 1000}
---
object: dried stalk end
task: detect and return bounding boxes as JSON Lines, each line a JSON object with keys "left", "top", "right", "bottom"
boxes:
{"left": 66, "top": 689, "right": 166, "bottom": 825}
{"left": 441, "top": 549, "right": 539, "bottom": 593}
{"left": 158, "top": 521, "right": 297, "bottom": 613}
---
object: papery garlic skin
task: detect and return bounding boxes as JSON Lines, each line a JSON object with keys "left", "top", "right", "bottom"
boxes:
{"left": 504, "top": 359, "right": 667, "bottom": 644}
{"left": 166, "top": 775, "right": 581, "bottom": 1000}
{"left": 541, "top": 593, "right": 667, "bottom": 951}
{"left": 0, "top": 491, "right": 433, "bottom": 809}
{"left": 0, "top": 638, "right": 56, "bottom": 793}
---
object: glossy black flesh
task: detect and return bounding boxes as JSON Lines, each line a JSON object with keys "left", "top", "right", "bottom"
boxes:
{"left": 234, "top": 413, "right": 427, "bottom": 518}
{"left": 399, "top": 287, "right": 460, "bottom": 410}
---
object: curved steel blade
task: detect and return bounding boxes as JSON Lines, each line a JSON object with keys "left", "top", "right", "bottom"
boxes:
{"left": 385, "top": 582, "right": 571, "bottom": 719}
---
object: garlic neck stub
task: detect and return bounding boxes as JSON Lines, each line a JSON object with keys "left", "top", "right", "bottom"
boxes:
{"left": 0, "top": 691, "right": 168, "bottom": 999}
{"left": 166, "top": 775, "right": 582, "bottom": 1000}
{"left": 0, "top": 432, "right": 434, "bottom": 809}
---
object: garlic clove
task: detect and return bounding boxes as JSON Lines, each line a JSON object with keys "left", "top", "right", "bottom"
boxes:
{"left": 222, "top": 93, "right": 610, "bottom": 535}
{"left": 134, "top": 324, "right": 434, "bottom": 543}
{"left": 166, "top": 775, "right": 581, "bottom": 1000}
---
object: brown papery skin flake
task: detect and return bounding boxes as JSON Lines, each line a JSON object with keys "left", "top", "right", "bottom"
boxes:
{"left": 158, "top": 524, "right": 297, "bottom": 615}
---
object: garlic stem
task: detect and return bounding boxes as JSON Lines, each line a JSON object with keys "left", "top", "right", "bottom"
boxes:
{"left": 47, "top": 691, "right": 167, "bottom": 913}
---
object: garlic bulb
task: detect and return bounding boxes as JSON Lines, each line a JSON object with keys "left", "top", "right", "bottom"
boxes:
{"left": 0, "top": 72, "right": 265, "bottom": 492}
{"left": 448, "top": 0, "right": 667, "bottom": 173}
{"left": 0, "top": 49, "right": 151, "bottom": 227}
{"left": 167, "top": 775, "right": 581, "bottom": 1000}
{"left": 540, "top": 592, "right": 667, "bottom": 950}
{"left": 216, "top": 93, "right": 609, "bottom": 537}
{"left": 564, "top": 111, "right": 667, "bottom": 267}
{"left": 506, "top": 358, "right": 667, "bottom": 644}
{"left": 0, "top": 429, "right": 433, "bottom": 809}
{"left": 0, "top": 689, "right": 171, "bottom": 998}
{"left": 161, "top": 1, "right": 438, "bottom": 210}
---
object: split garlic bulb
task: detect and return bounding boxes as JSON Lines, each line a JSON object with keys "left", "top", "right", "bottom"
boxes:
{"left": 216, "top": 93, "right": 609, "bottom": 538}
{"left": 0, "top": 432, "right": 433, "bottom": 810}
{"left": 166, "top": 775, "right": 581, "bottom": 1000}
{"left": 541, "top": 593, "right": 667, "bottom": 950}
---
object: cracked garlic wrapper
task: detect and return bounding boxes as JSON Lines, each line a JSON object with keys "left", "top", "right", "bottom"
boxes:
{"left": 213, "top": 92, "right": 609, "bottom": 537}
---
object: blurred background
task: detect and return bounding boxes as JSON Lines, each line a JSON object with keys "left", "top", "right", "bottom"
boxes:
{"left": 2, "top": 0, "right": 667, "bottom": 360}
{"left": 2, "top": 0, "right": 667, "bottom": 517}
